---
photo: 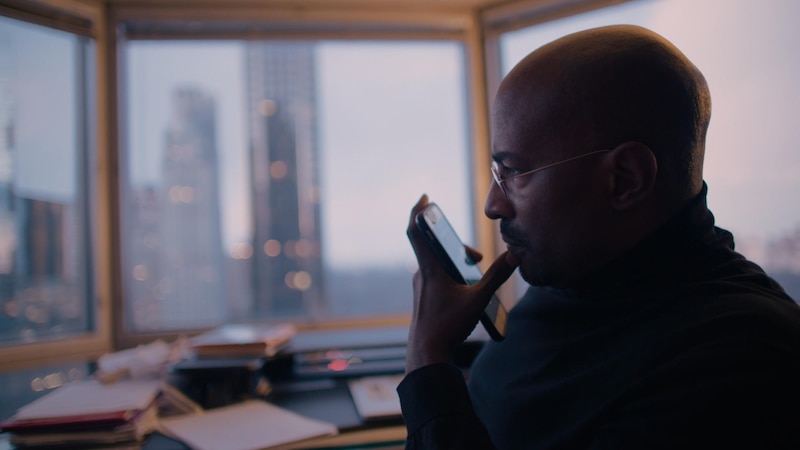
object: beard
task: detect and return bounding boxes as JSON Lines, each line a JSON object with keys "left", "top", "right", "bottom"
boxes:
{"left": 500, "top": 220, "right": 539, "bottom": 285}
{"left": 500, "top": 219, "right": 560, "bottom": 288}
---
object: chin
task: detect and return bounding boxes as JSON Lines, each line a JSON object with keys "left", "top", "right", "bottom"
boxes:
{"left": 518, "top": 262, "right": 562, "bottom": 289}
{"left": 518, "top": 264, "right": 545, "bottom": 287}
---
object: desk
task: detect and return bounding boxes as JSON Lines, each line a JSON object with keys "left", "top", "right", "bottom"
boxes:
{"left": 159, "top": 326, "right": 414, "bottom": 449}
{"left": 140, "top": 421, "right": 406, "bottom": 450}
{"left": 290, "top": 425, "right": 406, "bottom": 449}
{"left": 3, "top": 326, "right": 481, "bottom": 449}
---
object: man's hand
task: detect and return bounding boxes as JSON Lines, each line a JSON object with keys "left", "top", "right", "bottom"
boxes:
{"left": 405, "top": 194, "right": 519, "bottom": 373}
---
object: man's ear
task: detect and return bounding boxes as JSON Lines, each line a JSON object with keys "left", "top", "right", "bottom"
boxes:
{"left": 606, "top": 141, "right": 657, "bottom": 211}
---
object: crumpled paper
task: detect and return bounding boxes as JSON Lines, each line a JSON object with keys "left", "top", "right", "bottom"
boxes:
{"left": 95, "top": 337, "right": 190, "bottom": 383}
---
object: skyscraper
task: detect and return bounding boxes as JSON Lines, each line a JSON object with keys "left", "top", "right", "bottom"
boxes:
{"left": 0, "top": 29, "right": 17, "bottom": 338}
{"left": 246, "top": 42, "right": 324, "bottom": 318}
{"left": 0, "top": 29, "right": 14, "bottom": 279}
{"left": 158, "top": 88, "right": 225, "bottom": 327}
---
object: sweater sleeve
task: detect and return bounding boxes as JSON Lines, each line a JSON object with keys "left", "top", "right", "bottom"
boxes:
{"left": 397, "top": 363, "right": 496, "bottom": 449}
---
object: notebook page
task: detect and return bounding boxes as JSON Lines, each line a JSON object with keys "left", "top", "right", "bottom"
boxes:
{"left": 159, "top": 400, "right": 338, "bottom": 450}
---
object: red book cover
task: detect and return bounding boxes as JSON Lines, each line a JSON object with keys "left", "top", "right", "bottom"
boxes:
{"left": 1, "top": 409, "right": 139, "bottom": 432}
{"left": 0, "top": 379, "right": 161, "bottom": 433}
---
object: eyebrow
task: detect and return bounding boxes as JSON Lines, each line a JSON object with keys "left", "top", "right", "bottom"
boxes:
{"left": 491, "top": 151, "right": 526, "bottom": 165}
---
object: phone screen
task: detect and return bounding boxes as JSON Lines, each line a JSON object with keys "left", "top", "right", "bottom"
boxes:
{"left": 416, "top": 203, "right": 507, "bottom": 341}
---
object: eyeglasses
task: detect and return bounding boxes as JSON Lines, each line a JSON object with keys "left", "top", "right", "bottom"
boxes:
{"left": 490, "top": 149, "right": 611, "bottom": 197}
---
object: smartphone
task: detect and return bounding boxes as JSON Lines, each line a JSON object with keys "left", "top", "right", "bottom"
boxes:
{"left": 415, "top": 202, "right": 508, "bottom": 341}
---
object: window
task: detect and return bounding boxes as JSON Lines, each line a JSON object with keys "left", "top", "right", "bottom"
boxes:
{"left": 497, "top": 0, "right": 800, "bottom": 300}
{"left": 0, "top": 361, "right": 91, "bottom": 427}
{"left": 0, "top": 15, "right": 96, "bottom": 345}
{"left": 121, "top": 39, "right": 472, "bottom": 332}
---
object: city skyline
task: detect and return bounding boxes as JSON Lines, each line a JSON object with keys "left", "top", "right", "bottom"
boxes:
{"left": 123, "top": 2, "right": 800, "bottom": 271}
{"left": 126, "top": 40, "right": 471, "bottom": 270}
{"left": 3, "top": 2, "right": 799, "bottom": 257}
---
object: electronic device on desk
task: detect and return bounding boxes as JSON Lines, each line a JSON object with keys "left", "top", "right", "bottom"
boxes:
{"left": 270, "top": 326, "right": 489, "bottom": 432}
{"left": 274, "top": 326, "right": 409, "bottom": 380}
{"left": 262, "top": 326, "right": 409, "bottom": 431}
{"left": 292, "top": 345, "right": 407, "bottom": 379}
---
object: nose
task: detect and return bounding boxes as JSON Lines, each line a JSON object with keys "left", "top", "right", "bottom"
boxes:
{"left": 484, "top": 178, "right": 515, "bottom": 220}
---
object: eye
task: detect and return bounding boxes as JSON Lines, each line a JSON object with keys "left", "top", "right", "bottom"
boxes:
{"left": 497, "top": 161, "right": 523, "bottom": 178}
{"left": 505, "top": 167, "right": 525, "bottom": 177}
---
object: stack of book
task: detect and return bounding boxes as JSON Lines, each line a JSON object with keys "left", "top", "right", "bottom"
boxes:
{"left": 189, "top": 323, "right": 296, "bottom": 358}
{"left": 1, "top": 379, "right": 166, "bottom": 449}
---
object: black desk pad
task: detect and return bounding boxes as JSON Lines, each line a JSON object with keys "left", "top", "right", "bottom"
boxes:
{"left": 269, "top": 378, "right": 403, "bottom": 432}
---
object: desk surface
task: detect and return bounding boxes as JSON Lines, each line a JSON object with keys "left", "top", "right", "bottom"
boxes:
{"left": 271, "top": 377, "right": 404, "bottom": 432}
{"left": 137, "top": 424, "right": 405, "bottom": 450}
{"left": 291, "top": 425, "right": 406, "bottom": 449}
{"left": 2, "top": 326, "right": 421, "bottom": 449}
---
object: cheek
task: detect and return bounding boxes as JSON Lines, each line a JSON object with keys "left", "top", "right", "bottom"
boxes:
{"left": 512, "top": 196, "right": 585, "bottom": 283}
{"left": 510, "top": 173, "right": 609, "bottom": 286}
{"left": 513, "top": 190, "right": 562, "bottom": 251}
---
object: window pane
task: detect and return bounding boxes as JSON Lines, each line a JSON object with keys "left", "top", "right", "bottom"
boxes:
{"left": 123, "top": 40, "right": 471, "bottom": 332}
{"left": 0, "top": 16, "right": 94, "bottom": 344}
{"left": 500, "top": 0, "right": 800, "bottom": 301}
{"left": 0, "top": 361, "right": 93, "bottom": 425}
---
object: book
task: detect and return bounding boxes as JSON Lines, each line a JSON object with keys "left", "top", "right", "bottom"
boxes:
{"left": 2, "top": 379, "right": 162, "bottom": 429}
{"left": 347, "top": 374, "right": 404, "bottom": 421}
{"left": 7, "top": 406, "right": 158, "bottom": 447}
{"left": 159, "top": 399, "right": 338, "bottom": 450}
{"left": 0, "top": 379, "right": 164, "bottom": 448}
{"left": 189, "top": 323, "right": 296, "bottom": 358}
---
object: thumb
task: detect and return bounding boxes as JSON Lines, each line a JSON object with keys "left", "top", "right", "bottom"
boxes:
{"left": 474, "top": 251, "right": 519, "bottom": 299}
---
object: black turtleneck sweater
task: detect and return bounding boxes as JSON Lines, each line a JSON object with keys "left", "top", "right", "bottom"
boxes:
{"left": 398, "top": 186, "right": 800, "bottom": 449}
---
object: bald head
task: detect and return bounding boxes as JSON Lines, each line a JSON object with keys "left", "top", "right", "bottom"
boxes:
{"left": 495, "top": 25, "right": 711, "bottom": 202}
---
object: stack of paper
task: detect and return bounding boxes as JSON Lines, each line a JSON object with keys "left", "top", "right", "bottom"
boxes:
{"left": 0, "top": 379, "right": 162, "bottom": 448}
{"left": 159, "top": 399, "right": 338, "bottom": 450}
{"left": 189, "top": 323, "right": 296, "bottom": 358}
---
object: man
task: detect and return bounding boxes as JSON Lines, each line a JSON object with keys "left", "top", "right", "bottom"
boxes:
{"left": 401, "top": 25, "right": 800, "bottom": 449}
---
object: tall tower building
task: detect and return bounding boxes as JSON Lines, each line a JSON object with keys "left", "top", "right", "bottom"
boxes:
{"left": 246, "top": 42, "right": 324, "bottom": 318}
{"left": 0, "top": 29, "right": 17, "bottom": 337}
{"left": 158, "top": 88, "right": 225, "bottom": 327}
{"left": 0, "top": 30, "right": 15, "bottom": 280}
{"left": 126, "top": 186, "right": 162, "bottom": 330}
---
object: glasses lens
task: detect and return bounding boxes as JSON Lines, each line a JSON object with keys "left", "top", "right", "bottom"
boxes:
{"left": 490, "top": 163, "right": 507, "bottom": 196}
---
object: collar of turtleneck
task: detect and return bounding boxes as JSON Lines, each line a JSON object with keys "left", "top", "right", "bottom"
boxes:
{"left": 553, "top": 182, "right": 735, "bottom": 300}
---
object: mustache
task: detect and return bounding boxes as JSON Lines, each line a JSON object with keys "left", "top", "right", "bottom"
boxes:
{"left": 500, "top": 220, "right": 526, "bottom": 244}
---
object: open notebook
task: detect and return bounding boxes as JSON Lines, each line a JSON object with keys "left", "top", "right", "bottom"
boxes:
{"left": 159, "top": 400, "right": 337, "bottom": 450}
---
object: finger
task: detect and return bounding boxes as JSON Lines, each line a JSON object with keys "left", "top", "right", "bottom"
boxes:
{"left": 405, "top": 194, "right": 428, "bottom": 243}
{"left": 406, "top": 194, "right": 427, "bottom": 229}
{"left": 473, "top": 251, "right": 519, "bottom": 299}
{"left": 464, "top": 245, "right": 484, "bottom": 264}
{"left": 405, "top": 195, "right": 445, "bottom": 274}
{"left": 405, "top": 194, "right": 430, "bottom": 254}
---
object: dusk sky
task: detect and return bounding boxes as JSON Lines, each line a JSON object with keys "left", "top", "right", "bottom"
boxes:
{"left": 6, "top": 0, "right": 799, "bottom": 270}
{"left": 127, "top": 40, "right": 470, "bottom": 269}
{"left": 502, "top": 0, "right": 800, "bottom": 245}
